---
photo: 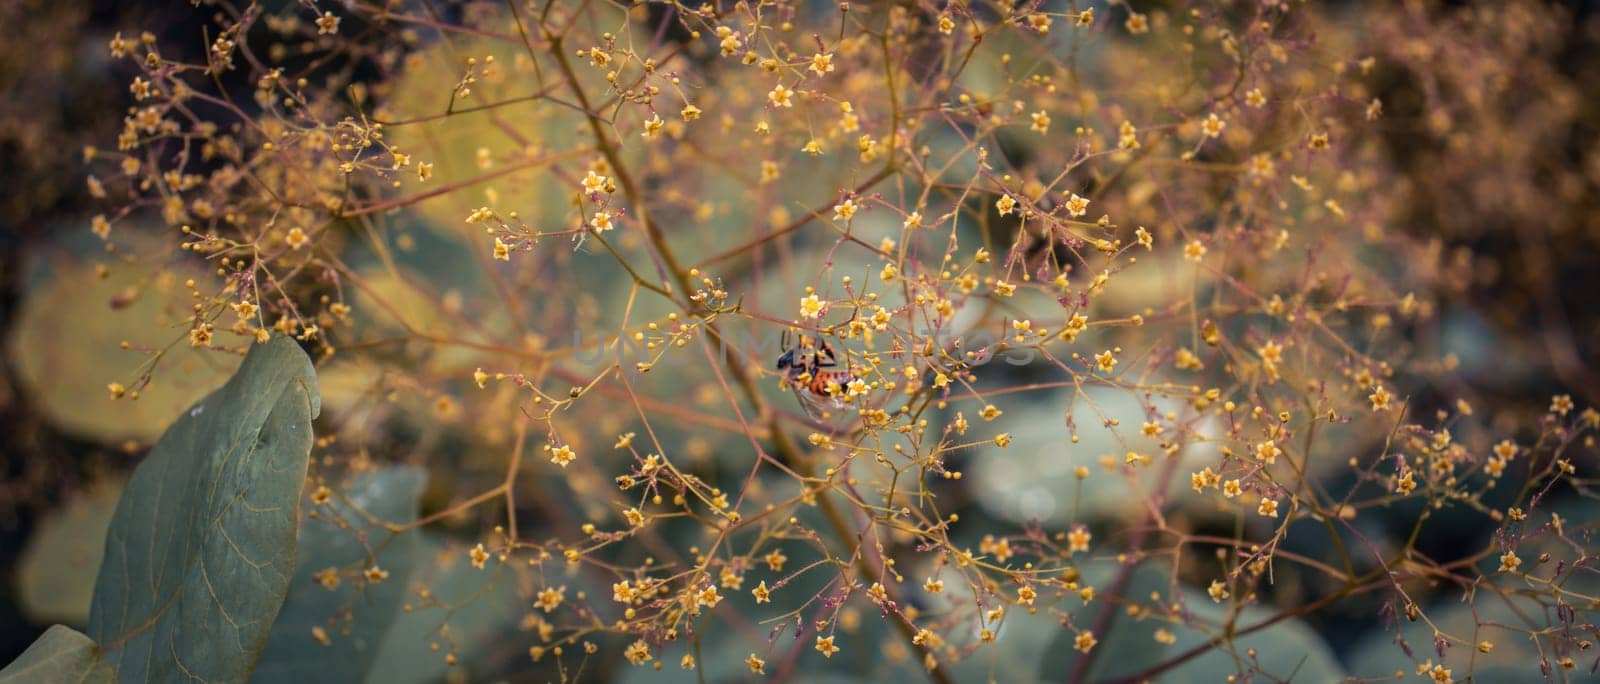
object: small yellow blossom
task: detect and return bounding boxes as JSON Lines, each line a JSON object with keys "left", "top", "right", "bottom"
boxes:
{"left": 996, "top": 194, "right": 1016, "bottom": 216}
{"left": 1067, "top": 525, "right": 1091, "bottom": 553}
{"left": 815, "top": 635, "right": 839, "bottom": 658}
{"left": 536, "top": 586, "right": 565, "bottom": 612}
{"left": 624, "top": 640, "right": 651, "bottom": 665}
{"left": 1074, "top": 631, "right": 1097, "bottom": 653}
{"left": 1369, "top": 385, "right": 1392, "bottom": 412}
{"left": 1208, "top": 580, "right": 1230, "bottom": 602}
{"left": 315, "top": 11, "right": 340, "bottom": 35}
{"left": 1498, "top": 551, "right": 1521, "bottom": 573}
{"left": 809, "top": 52, "right": 834, "bottom": 75}
{"left": 799, "top": 293, "right": 825, "bottom": 319}
{"left": 833, "top": 198, "right": 858, "bottom": 221}
{"left": 549, "top": 444, "right": 576, "bottom": 467}
{"left": 1551, "top": 394, "right": 1574, "bottom": 415}
{"left": 1064, "top": 192, "right": 1090, "bottom": 217}
{"left": 767, "top": 84, "right": 794, "bottom": 108}
{"left": 1258, "top": 498, "right": 1280, "bottom": 517}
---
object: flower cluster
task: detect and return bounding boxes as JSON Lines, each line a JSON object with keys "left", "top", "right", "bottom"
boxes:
{"left": 80, "top": 1, "right": 1600, "bottom": 682}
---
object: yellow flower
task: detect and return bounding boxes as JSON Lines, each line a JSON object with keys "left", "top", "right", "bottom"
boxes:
{"left": 1207, "top": 580, "right": 1230, "bottom": 602}
{"left": 1254, "top": 441, "right": 1280, "bottom": 464}
{"left": 799, "top": 294, "right": 825, "bottom": 319}
{"left": 833, "top": 198, "right": 858, "bottom": 221}
{"left": 1551, "top": 394, "right": 1574, "bottom": 415}
{"left": 815, "top": 635, "right": 839, "bottom": 658}
{"left": 1064, "top": 192, "right": 1090, "bottom": 217}
{"left": 1369, "top": 385, "right": 1392, "bottom": 411}
{"left": 315, "top": 11, "right": 340, "bottom": 35}
{"left": 1074, "top": 631, "right": 1097, "bottom": 653}
{"left": 765, "top": 549, "right": 787, "bottom": 571}
{"left": 996, "top": 194, "right": 1016, "bottom": 216}
{"left": 624, "top": 639, "right": 651, "bottom": 665}
{"left": 1493, "top": 439, "right": 1517, "bottom": 460}
{"left": 1498, "top": 551, "right": 1521, "bottom": 573}
{"left": 809, "top": 52, "right": 834, "bottom": 75}
{"left": 536, "top": 586, "right": 565, "bottom": 612}
{"left": 642, "top": 114, "right": 663, "bottom": 139}
{"left": 1258, "top": 498, "right": 1280, "bottom": 517}
{"left": 549, "top": 444, "right": 576, "bottom": 467}
{"left": 767, "top": 84, "right": 794, "bottom": 108}
{"left": 1067, "top": 525, "right": 1091, "bottom": 553}
{"left": 1030, "top": 111, "right": 1050, "bottom": 134}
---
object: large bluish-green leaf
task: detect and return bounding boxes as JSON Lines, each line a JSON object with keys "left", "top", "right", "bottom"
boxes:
{"left": 87, "top": 336, "right": 320, "bottom": 682}
{"left": 0, "top": 625, "right": 114, "bottom": 683}
{"left": 16, "top": 481, "right": 123, "bottom": 626}
{"left": 1036, "top": 561, "right": 1344, "bottom": 683}
{"left": 255, "top": 467, "right": 428, "bottom": 683}
{"left": 361, "top": 535, "right": 522, "bottom": 684}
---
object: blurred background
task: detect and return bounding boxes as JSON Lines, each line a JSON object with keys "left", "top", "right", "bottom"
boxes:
{"left": 2, "top": 0, "right": 1600, "bottom": 680}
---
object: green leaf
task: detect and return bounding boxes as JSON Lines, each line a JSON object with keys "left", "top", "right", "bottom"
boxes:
{"left": 0, "top": 625, "right": 114, "bottom": 684}
{"left": 1171, "top": 591, "right": 1345, "bottom": 682}
{"left": 6, "top": 258, "right": 242, "bottom": 443}
{"left": 87, "top": 336, "right": 320, "bottom": 682}
{"left": 362, "top": 536, "right": 523, "bottom": 684}
{"left": 1037, "top": 561, "right": 1172, "bottom": 682}
{"left": 16, "top": 481, "right": 123, "bottom": 625}
{"left": 255, "top": 467, "right": 428, "bottom": 683}
{"left": 1035, "top": 561, "right": 1344, "bottom": 683}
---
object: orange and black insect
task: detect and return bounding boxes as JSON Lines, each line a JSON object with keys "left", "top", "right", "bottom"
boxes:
{"left": 776, "top": 331, "right": 854, "bottom": 420}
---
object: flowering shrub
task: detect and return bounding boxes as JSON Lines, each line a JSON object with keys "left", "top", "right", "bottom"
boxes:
{"left": 8, "top": 1, "right": 1600, "bottom": 682}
